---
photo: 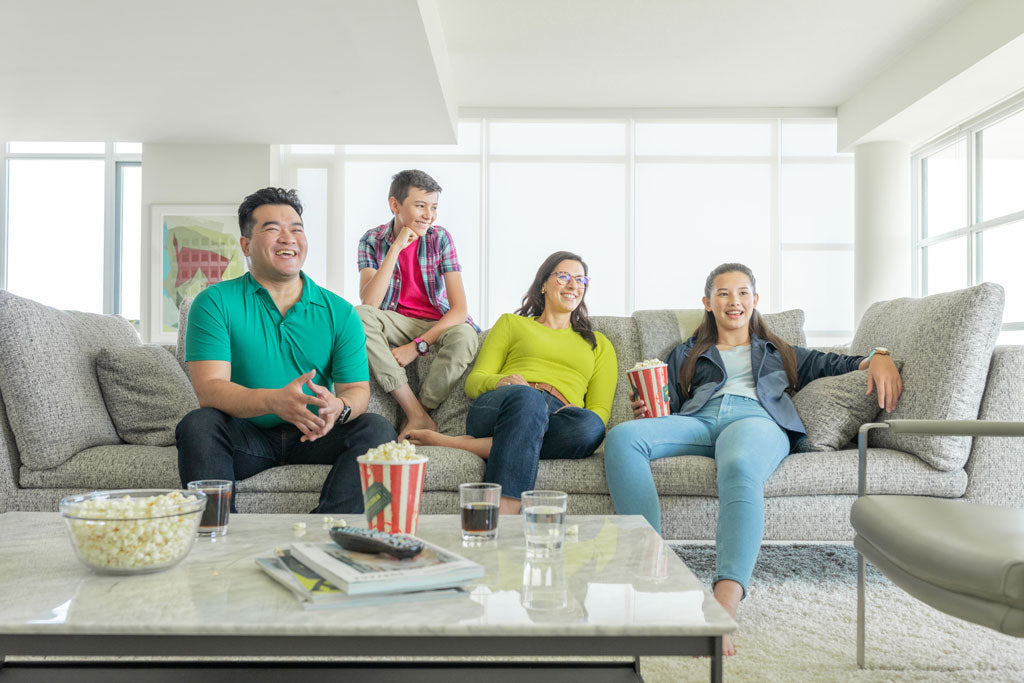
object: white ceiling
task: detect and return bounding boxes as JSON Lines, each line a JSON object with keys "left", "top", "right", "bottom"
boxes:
{"left": 438, "top": 0, "right": 973, "bottom": 109}
{"left": 0, "top": 0, "right": 981, "bottom": 143}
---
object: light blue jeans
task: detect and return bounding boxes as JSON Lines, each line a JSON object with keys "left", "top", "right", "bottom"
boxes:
{"left": 603, "top": 394, "right": 791, "bottom": 591}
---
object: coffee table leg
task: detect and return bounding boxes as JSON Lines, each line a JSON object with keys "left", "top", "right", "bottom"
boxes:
{"left": 710, "top": 637, "right": 723, "bottom": 683}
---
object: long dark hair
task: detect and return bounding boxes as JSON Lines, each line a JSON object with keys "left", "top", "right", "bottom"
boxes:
{"left": 679, "top": 263, "right": 798, "bottom": 398}
{"left": 515, "top": 251, "right": 597, "bottom": 349}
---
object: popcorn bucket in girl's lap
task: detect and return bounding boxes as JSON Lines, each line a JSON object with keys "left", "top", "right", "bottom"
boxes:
{"left": 627, "top": 360, "right": 672, "bottom": 418}
{"left": 357, "top": 441, "right": 429, "bottom": 535}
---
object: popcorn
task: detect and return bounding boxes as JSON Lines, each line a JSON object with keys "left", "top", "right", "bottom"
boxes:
{"left": 565, "top": 524, "right": 579, "bottom": 537}
{"left": 361, "top": 440, "right": 424, "bottom": 462}
{"left": 293, "top": 522, "right": 307, "bottom": 537}
{"left": 322, "top": 516, "right": 347, "bottom": 529}
{"left": 632, "top": 359, "right": 666, "bottom": 370}
{"left": 63, "top": 491, "right": 201, "bottom": 570}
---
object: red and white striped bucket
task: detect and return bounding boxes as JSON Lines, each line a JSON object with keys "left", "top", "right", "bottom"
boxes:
{"left": 356, "top": 455, "right": 428, "bottom": 535}
{"left": 627, "top": 364, "right": 672, "bottom": 418}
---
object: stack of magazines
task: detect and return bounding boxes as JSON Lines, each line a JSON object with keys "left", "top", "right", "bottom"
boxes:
{"left": 256, "top": 535, "right": 484, "bottom": 610}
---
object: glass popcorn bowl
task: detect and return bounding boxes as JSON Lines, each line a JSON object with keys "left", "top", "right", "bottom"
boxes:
{"left": 59, "top": 489, "right": 207, "bottom": 575}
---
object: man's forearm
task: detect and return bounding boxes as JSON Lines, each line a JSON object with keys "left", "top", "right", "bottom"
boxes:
{"left": 194, "top": 379, "right": 273, "bottom": 419}
{"left": 337, "top": 385, "right": 371, "bottom": 419}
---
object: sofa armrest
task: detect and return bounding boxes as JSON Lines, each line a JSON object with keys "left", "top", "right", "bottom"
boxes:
{"left": 857, "top": 419, "right": 1024, "bottom": 496}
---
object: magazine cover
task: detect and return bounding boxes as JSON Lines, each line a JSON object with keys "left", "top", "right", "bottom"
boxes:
{"left": 256, "top": 551, "right": 468, "bottom": 610}
{"left": 290, "top": 535, "right": 484, "bottom": 595}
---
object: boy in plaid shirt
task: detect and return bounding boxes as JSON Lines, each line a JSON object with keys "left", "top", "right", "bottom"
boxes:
{"left": 357, "top": 170, "right": 480, "bottom": 438}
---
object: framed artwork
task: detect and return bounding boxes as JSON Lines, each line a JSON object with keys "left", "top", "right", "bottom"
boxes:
{"left": 149, "top": 204, "right": 247, "bottom": 343}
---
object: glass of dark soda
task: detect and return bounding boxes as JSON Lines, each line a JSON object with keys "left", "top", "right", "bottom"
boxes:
{"left": 459, "top": 482, "right": 500, "bottom": 543}
{"left": 187, "top": 479, "right": 232, "bottom": 537}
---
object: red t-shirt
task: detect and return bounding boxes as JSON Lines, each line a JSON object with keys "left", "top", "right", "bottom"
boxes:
{"left": 394, "top": 241, "right": 442, "bottom": 321}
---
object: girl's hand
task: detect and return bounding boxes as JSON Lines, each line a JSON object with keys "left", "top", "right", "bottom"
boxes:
{"left": 632, "top": 398, "right": 648, "bottom": 419}
{"left": 866, "top": 355, "right": 903, "bottom": 412}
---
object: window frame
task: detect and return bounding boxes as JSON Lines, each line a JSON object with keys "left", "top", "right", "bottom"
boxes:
{"left": 912, "top": 92, "right": 1024, "bottom": 339}
{"left": 282, "top": 116, "right": 854, "bottom": 341}
{"left": 0, "top": 142, "right": 142, "bottom": 316}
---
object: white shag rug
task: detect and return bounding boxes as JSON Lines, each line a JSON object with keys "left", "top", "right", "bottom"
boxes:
{"left": 645, "top": 543, "right": 1024, "bottom": 682}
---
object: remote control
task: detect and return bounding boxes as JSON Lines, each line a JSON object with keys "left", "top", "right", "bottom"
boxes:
{"left": 329, "top": 526, "right": 424, "bottom": 559}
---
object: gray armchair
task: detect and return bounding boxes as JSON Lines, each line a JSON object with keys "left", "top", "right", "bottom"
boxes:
{"left": 851, "top": 419, "right": 1024, "bottom": 668}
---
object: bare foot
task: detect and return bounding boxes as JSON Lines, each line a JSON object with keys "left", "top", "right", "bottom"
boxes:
{"left": 406, "top": 429, "right": 452, "bottom": 447}
{"left": 713, "top": 579, "right": 743, "bottom": 656}
{"left": 398, "top": 414, "right": 436, "bottom": 441}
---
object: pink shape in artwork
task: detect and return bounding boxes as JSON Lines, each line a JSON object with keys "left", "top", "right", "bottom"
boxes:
{"left": 174, "top": 235, "right": 231, "bottom": 287}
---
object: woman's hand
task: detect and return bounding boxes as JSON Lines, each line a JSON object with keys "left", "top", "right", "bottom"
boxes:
{"left": 631, "top": 398, "right": 648, "bottom": 419}
{"left": 496, "top": 374, "right": 528, "bottom": 388}
{"left": 866, "top": 355, "right": 903, "bottom": 412}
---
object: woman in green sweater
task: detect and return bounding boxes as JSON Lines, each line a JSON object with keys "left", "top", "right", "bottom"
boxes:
{"left": 408, "top": 251, "right": 617, "bottom": 513}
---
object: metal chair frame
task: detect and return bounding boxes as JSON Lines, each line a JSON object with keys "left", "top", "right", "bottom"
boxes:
{"left": 855, "top": 418, "right": 1024, "bottom": 668}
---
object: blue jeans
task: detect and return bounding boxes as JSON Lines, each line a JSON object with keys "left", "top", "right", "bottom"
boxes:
{"left": 603, "top": 395, "right": 791, "bottom": 591}
{"left": 466, "top": 384, "right": 606, "bottom": 500}
{"left": 176, "top": 408, "right": 397, "bottom": 514}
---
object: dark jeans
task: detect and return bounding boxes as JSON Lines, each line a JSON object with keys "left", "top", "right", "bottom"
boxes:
{"left": 175, "top": 408, "right": 397, "bottom": 514}
{"left": 465, "top": 384, "right": 606, "bottom": 500}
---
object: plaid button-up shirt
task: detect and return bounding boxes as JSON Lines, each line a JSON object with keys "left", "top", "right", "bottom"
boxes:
{"left": 357, "top": 221, "right": 480, "bottom": 332}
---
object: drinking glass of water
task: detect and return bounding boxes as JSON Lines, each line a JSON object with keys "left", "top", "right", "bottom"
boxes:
{"left": 521, "top": 490, "right": 568, "bottom": 554}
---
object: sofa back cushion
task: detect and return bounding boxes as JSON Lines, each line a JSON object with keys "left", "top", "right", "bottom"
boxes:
{"left": 0, "top": 290, "right": 141, "bottom": 470}
{"left": 634, "top": 308, "right": 807, "bottom": 363}
{"left": 96, "top": 345, "right": 199, "bottom": 446}
{"left": 591, "top": 316, "right": 641, "bottom": 430}
{"left": 850, "top": 283, "right": 1004, "bottom": 471}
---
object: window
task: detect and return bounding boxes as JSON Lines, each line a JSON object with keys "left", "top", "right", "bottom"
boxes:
{"left": 1, "top": 143, "right": 142, "bottom": 321}
{"left": 913, "top": 95, "right": 1024, "bottom": 344}
{"left": 281, "top": 118, "right": 855, "bottom": 338}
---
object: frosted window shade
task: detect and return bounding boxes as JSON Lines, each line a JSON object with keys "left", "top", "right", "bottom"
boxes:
{"left": 780, "top": 164, "right": 854, "bottom": 244}
{"left": 6, "top": 159, "right": 106, "bottom": 312}
{"left": 924, "top": 237, "right": 968, "bottom": 296}
{"left": 296, "top": 168, "right": 328, "bottom": 286}
{"left": 781, "top": 250, "right": 854, "bottom": 332}
{"left": 488, "top": 122, "right": 625, "bottom": 156}
{"left": 635, "top": 123, "right": 772, "bottom": 156}
{"left": 980, "top": 109, "right": 1024, "bottom": 221}
{"left": 119, "top": 165, "right": 142, "bottom": 322}
{"left": 487, "top": 163, "right": 626, "bottom": 321}
{"left": 922, "top": 140, "right": 967, "bottom": 237}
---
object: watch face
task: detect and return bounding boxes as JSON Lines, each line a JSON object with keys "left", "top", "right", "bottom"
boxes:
{"left": 416, "top": 340, "right": 429, "bottom": 354}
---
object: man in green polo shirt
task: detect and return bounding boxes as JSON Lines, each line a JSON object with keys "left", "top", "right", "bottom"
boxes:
{"left": 176, "top": 187, "right": 397, "bottom": 513}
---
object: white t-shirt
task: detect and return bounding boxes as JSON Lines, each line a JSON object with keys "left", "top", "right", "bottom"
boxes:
{"left": 711, "top": 345, "right": 759, "bottom": 401}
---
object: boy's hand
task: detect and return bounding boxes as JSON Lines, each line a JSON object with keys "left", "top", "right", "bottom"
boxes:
{"left": 631, "top": 398, "right": 649, "bottom": 419}
{"left": 391, "top": 342, "right": 420, "bottom": 368}
{"left": 391, "top": 226, "right": 419, "bottom": 252}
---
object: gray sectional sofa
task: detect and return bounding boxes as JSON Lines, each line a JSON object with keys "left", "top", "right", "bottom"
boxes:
{"left": 1, "top": 283, "right": 1021, "bottom": 540}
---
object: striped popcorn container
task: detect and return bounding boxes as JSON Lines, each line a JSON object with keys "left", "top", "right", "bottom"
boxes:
{"left": 356, "top": 455, "right": 429, "bottom": 534}
{"left": 627, "top": 363, "right": 672, "bottom": 418}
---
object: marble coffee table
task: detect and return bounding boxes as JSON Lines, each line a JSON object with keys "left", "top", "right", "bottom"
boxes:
{"left": 0, "top": 512, "right": 735, "bottom": 682}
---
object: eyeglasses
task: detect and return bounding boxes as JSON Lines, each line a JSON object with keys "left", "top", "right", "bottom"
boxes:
{"left": 552, "top": 271, "right": 590, "bottom": 287}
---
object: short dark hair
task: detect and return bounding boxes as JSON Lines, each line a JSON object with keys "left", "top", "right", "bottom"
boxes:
{"left": 238, "top": 187, "right": 303, "bottom": 238}
{"left": 388, "top": 169, "right": 442, "bottom": 205}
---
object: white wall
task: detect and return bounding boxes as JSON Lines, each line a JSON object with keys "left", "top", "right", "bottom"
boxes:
{"left": 140, "top": 144, "right": 273, "bottom": 342}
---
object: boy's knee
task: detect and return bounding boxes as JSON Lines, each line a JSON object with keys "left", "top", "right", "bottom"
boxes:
{"left": 440, "top": 323, "right": 479, "bottom": 352}
{"left": 356, "top": 305, "right": 385, "bottom": 329}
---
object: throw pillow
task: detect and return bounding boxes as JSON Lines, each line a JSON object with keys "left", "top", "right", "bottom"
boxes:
{"left": 850, "top": 283, "right": 1004, "bottom": 471}
{"left": 0, "top": 290, "right": 140, "bottom": 470}
{"left": 793, "top": 362, "right": 903, "bottom": 452}
{"left": 96, "top": 345, "right": 199, "bottom": 446}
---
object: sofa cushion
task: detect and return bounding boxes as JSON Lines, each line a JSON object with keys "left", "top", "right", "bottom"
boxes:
{"left": 18, "top": 444, "right": 181, "bottom": 489}
{"left": 793, "top": 362, "right": 904, "bottom": 452}
{"left": 592, "top": 315, "right": 642, "bottom": 430}
{"left": 634, "top": 308, "right": 806, "bottom": 363}
{"left": 96, "top": 345, "right": 199, "bottom": 446}
{"left": 850, "top": 283, "right": 1004, "bottom": 471}
{"left": 0, "top": 291, "right": 141, "bottom": 470}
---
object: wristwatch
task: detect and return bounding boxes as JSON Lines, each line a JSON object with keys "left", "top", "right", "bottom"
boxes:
{"left": 337, "top": 399, "right": 351, "bottom": 425}
{"left": 414, "top": 337, "right": 430, "bottom": 356}
{"left": 866, "top": 347, "right": 890, "bottom": 362}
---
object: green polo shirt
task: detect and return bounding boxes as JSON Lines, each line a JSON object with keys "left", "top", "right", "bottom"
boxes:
{"left": 185, "top": 272, "right": 369, "bottom": 428}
